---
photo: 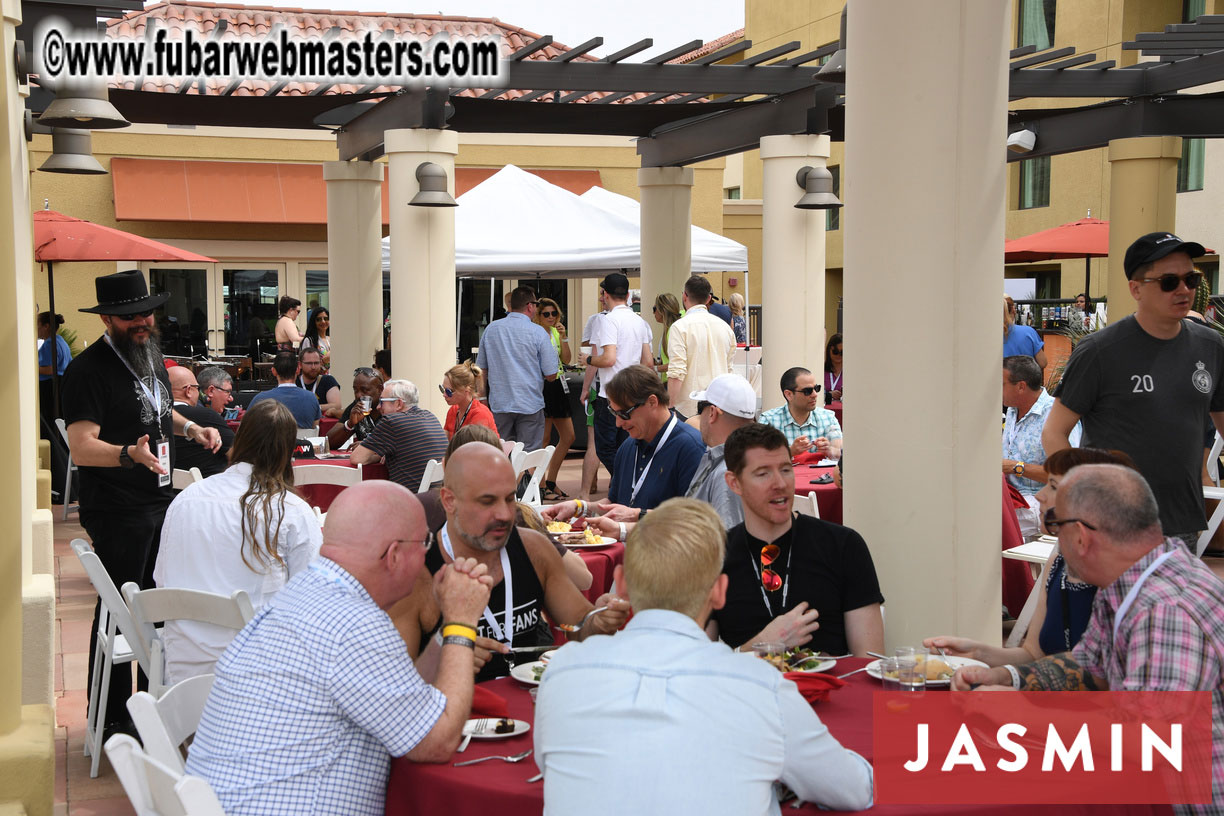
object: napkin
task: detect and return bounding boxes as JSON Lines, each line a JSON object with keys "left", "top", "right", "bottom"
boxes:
{"left": 783, "top": 672, "right": 846, "bottom": 706}
{"left": 470, "top": 686, "right": 509, "bottom": 718}
{"left": 792, "top": 451, "right": 825, "bottom": 466}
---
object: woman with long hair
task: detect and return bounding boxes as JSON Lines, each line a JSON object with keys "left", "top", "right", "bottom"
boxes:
{"left": 729, "top": 292, "right": 747, "bottom": 345}
{"left": 533, "top": 297, "right": 575, "bottom": 499}
{"left": 926, "top": 447, "right": 1137, "bottom": 666}
{"left": 440, "top": 360, "right": 498, "bottom": 439}
{"left": 652, "top": 292, "right": 681, "bottom": 378}
{"left": 274, "top": 296, "right": 303, "bottom": 350}
{"left": 153, "top": 400, "right": 322, "bottom": 682}
{"left": 300, "top": 306, "right": 332, "bottom": 372}
{"left": 1002, "top": 295, "right": 1047, "bottom": 369}
{"left": 823, "top": 333, "right": 843, "bottom": 403}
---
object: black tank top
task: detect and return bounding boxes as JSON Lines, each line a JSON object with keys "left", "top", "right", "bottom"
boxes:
{"left": 425, "top": 526, "right": 553, "bottom": 682}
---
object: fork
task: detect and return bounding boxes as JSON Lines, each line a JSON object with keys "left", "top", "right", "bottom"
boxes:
{"left": 556, "top": 606, "right": 609, "bottom": 633}
{"left": 458, "top": 718, "right": 490, "bottom": 753}
{"left": 454, "top": 749, "right": 533, "bottom": 767}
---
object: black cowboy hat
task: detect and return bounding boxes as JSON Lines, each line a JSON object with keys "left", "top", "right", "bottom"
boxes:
{"left": 79, "top": 270, "right": 171, "bottom": 315}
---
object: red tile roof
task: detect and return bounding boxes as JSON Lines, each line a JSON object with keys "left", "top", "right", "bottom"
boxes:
{"left": 668, "top": 28, "right": 746, "bottom": 65}
{"left": 105, "top": 1, "right": 627, "bottom": 100}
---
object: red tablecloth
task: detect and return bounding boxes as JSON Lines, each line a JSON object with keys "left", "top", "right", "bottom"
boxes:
{"left": 1001, "top": 476, "right": 1035, "bottom": 617}
{"left": 792, "top": 464, "right": 843, "bottom": 525}
{"left": 572, "top": 541, "right": 624, "bottom": 604}
{"left": 292, "top": 455, "right": 388, "bottom": 511}
{"left": 384, "top": 664, "right": 1169, "bottom": 816}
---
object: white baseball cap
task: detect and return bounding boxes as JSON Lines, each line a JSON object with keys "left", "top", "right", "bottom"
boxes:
{"left": 690, "top": 374, "right": 757, "bottom": 419}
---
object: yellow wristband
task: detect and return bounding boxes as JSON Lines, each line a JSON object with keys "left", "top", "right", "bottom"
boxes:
{"left": 441, "top": 624, "right": 478, "bottom": 641}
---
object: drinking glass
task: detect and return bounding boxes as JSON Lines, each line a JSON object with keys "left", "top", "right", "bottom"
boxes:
{"left": 359, "top": 396, "right": 372, "bottom": 416}
{"left": 879, "top": 657, "right": 901, "bottom": 691}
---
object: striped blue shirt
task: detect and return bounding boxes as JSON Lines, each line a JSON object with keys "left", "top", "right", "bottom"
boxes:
{"left": 185, "top": 558, "right": 446, "bottom": 816}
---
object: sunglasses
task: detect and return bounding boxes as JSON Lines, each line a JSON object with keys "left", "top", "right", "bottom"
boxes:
{"left": 760, "top": 544, "right": 782, "bottom": 591}
{"left": 353, "top": 367, "right": 378, "bottom": 378}
{"left": 113, "top": 309, "right": 155, "bottom": 320}
{"left": 540, "top": 310, "right": 558, "bottom": 318}
{"left": 831, "top": 348, "right": 843, "bottom": 355}
{"left": 1043, "top": 515, "right": 1098, "bottom": 535}
{"left": 696, "top": 400, "right": 712, "bottom": 416}
{"left": 789, "top": 386, "right": 821, "bottom": 396}
{"left": 1139, "top": 271, "right": 1202, "bottom": 292}
{"left": 438, "top": 384, "right": 454, "bottom": 398}
{"left": 609, "top": 401, "right": 646, "bottom": 421}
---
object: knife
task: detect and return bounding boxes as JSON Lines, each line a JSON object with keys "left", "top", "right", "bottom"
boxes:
{"left": 508, "top": 644, "right": 556, "bottom": 654}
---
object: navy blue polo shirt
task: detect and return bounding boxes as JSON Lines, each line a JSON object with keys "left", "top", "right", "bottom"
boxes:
{"left": 609, "top": 412, "right": 705, "bottom": 512}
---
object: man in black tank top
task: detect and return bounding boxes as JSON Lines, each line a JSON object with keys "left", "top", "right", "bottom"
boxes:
{"left": 402, "top": 444, "right": 631, "bottom": 682}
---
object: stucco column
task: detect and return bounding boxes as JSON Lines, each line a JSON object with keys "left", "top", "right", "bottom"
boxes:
{"left": 760, "top": 134, "right": 830, "bottom": 400}
{"left": 638, "top": 166, "right": 694, "bottom": 328}
{"left": 386, "top": 129, "right": 458, "bottom": 420}
{"left": 1106, "top": 137, "right": 1182, "bottom": 324}
{"left": 844, "top": 0, "right": 1009, "bottom": 649}
{"left": 324, "top": 161, "right": 384, "bottom": 391}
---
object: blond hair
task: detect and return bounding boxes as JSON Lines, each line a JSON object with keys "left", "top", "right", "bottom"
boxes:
{"left": 624, "top": 498, "right": 725, "bottom": 619}
{"left": 728, "top": 292, "right": 745, "bottom": 317}
{"left": 444, "top": 359, "right": 482, "bottom": 393}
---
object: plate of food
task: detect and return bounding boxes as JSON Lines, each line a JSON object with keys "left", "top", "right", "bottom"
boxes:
{"left": 757, "top": 648, "right": 837, "bottom": 675}
{"left": 545, "top": 520, "right": 616, "bottom": 548}
{"left": 462, "top": 717, "right": 530, "bottom": 739}
{"left": 865, "top": 655, "right": 988, "bottom": 685}
{"left": 510, "top": 660, "right": 547, "bottom": 685}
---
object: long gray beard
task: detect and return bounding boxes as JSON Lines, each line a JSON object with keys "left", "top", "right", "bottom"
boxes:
{"left": 112, "top": 328, "right": 164, "bottom": 381}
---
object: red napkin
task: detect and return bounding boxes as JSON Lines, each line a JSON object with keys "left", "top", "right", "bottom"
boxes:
{"left": 783, "top": 672, "right": 846, "bottom": 706}
{"left": 470, "top": 686, "right": 509, "bottom": 718}
{"left": 792, "top": 451, "right": 826, "bottom": 466}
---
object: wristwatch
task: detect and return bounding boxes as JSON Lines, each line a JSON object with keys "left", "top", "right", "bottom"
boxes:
{"left": 585, "top": 355, "right": 593, "bottom": 366}
{"left": 118, "top": 445, "right": 134, "bottom": 469}
{"left": 1012, "top": 461, "right": 1025, "bottom": 475}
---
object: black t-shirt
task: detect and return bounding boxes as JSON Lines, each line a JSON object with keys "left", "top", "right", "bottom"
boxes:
{"left": 424, "top": 526, "right": 552, "bottom": 682}
{"left": 712, "top": 514, "right": 885, "bottom": 654}
{"left": 1057, "top": 316, "right": 1224, "bottom": 534}
{"left": 171, "top": 402, "right": 233, "bottom": 477}
{"left": 339, "top": 398, "right": 380, "bottom": 441}
{"left": 61, "top": 338, "right": 175, "bottom": 510}
{"left": 297, "top": 374, "right": 340, "bottom": 404}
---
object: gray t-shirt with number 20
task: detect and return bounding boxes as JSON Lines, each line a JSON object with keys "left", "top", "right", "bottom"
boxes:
{"left": 1056, "top": 315, "right": 1224, "bottom": 535}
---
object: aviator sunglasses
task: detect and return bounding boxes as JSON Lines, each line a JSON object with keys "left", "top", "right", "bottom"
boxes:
{"left": 760, "top": 543, "right": 782, "bottom": 591}
{"left": 1139, "top": 271, "right": 1202, "bottom": 292}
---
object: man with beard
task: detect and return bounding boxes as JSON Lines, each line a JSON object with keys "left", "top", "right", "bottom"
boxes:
{"left": 393, "top": 443, "right": 630, "bottom": 682}
{"left": 61, "top": 270, "right": 222, "bottom": 737}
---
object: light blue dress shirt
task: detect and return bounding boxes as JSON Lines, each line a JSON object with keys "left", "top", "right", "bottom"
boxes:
{"left": 477, "top": 312, "right": 559, "bottom": 415}
{"left": 1003, "top": 388, "right": 1081, "bottom": 496}
{"left": 534, "top": 609, "right": 873, "bottom": 815}
{"left": 185, "top": 558, "right": 446, "bottom": 816}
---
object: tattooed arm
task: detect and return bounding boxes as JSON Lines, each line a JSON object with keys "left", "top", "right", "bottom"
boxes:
{"left": 1014, "top": 652, "right": 1107, "bottom": 691}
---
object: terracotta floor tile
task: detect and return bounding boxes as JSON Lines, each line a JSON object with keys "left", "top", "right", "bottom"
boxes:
{"left": 68, "top": 795, "right": 134, "bottom": 815}
{"left": 61, "top": 619, "right": 94, "bottom": 653}
{"left": 57, "top": 689, "right": 88, "bottom": 729}
{"left": 61, "top": 652, "right": 90, "bottom": 692}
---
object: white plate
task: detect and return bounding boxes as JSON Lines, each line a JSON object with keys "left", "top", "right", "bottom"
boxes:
{"left": 790, "top": 658, "right": 837, "bottom": 674}
{"left": 563, "top": 535, "right": 617, "bottom": 549}
{"left": 865, "top": 655, "right": 989, "bottom": 686}
{"left": 462, "top": 718, "right": 530, "bottom": 739}
{"left": 510, "top": 661, "right": 546, "bottom": 685}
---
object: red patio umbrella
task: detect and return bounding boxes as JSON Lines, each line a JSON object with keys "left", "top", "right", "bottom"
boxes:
{"left": 33, "top": 208, "right": 215, "bottom": 414}
{"left": 1004, "top": 216, "right": 1109, "bottom": 298}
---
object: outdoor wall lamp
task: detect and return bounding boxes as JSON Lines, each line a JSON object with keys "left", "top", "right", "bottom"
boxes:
{"left": 39, "top": 77, "right": 129, "bottom": 130}
{"left": 815, "top": 5, "right": 847, "bottom": 84}
{"left": 409, "top": 162, "right": 458, "bottom": 207}
{"left": 1007, "top": 128, "right": 1037, "bottom": 154}
{"left": 40, "top": 128, "right": 106, "bottom": 174}
{"left": 795, "top": 165, "right": 842, "bottom": 210}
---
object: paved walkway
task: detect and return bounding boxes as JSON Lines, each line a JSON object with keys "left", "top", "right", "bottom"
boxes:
{"left": 51, "top": 451, "right": 600, "bottom": 814}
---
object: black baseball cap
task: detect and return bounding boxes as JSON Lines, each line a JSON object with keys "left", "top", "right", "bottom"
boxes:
{"left": 1123, "top": 232, "right": 1206, "bottom": 279}
{"left": 599, "top": 272, "right": 630, "bottom": 296}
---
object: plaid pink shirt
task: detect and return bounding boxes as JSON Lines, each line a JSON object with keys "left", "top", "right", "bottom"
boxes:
{"left": 1073, "top": 538, "right": 1223, "bottom": 810}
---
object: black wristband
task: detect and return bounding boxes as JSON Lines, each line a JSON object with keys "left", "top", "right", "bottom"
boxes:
{"left": 442, "top": 635, "right": 476, "bottom": 649}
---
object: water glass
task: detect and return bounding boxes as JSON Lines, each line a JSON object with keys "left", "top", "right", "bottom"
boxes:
{"left": 879, "top": 657, "right": 901, "bottom": 691}
{"left": 751, "top": 642, "right": 786, "bottom": 659}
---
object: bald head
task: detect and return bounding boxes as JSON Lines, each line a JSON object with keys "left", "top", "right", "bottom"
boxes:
{"left": 322, "top": 481, "right": 427, "bottom": 606}
{"left": 441, "top": 441, "right": 517, "bottom": 555}
{"left": 444, "top": 441, "right": 515, "bottom": 492}
{"left": 168, "top": 365, "right": 199, "bottom": 403}
{"left": 1059, "top": 464, "right": 1161, "bottom": 546}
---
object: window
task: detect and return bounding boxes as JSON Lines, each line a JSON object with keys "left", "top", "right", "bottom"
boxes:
{"left": 1018, "top": 0, "right": 1056, "bottom": 50}
{"left": 1184, "top": 0, "right": 1206, "bottom": 23}
{"left": 826, "top": 166, "right": 841, "bottom": 231}
{"left": 1178, "top": 138, "right": 1204, "bottom": 192}
{"left": 724, "top": 186, "right": 741, "bottom": 200}
{"left": 1018, "top": 156, "right": 1050, "bottom": 209}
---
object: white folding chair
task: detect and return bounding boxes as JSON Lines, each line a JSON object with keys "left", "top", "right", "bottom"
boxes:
{"left": 296, "top": 425, "right": 319, "bottom": 439}
{"left": 502, "top": 439, "right": 524, "bottom": 462}
{"left": 417, "top": 459, "right": 444, "bottom": 493}
{"left": 56, "top": 417, "right": 79, "bottom": 519}
{"left": 127, "top": 674, "right": 214, "bottom": 773}
{"left": 294, "top": 462, "right": 363, "bottom": 489}
{"left": 513, "top": 445, "right": 555, "bottom": 506}
{"left": 171, "top": 467, "right": 204, "bottom": 490}
{"left": 71, "top": 538, "right": 152, "bottom": 778}
{"left": 1209, "top": 431, "right": 1224, "bottom": 486}
{"left": 794, "top": 491, "right": 821, "bottom": 519}
{"left": 105, "top": 734, "right": 226, "bottom": 816}
{"left": 121, "top": 584, "right": 255, "bottom": 698}
{"left": 1197, "top": 485, "right": 1224, "bottom": 558}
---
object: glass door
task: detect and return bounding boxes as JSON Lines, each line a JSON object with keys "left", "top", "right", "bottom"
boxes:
{"left": 220, "top": 265, "right": 284, "bottom": 358}
{"left": 147, "top": 265, "right": 219, "bottom": 359}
